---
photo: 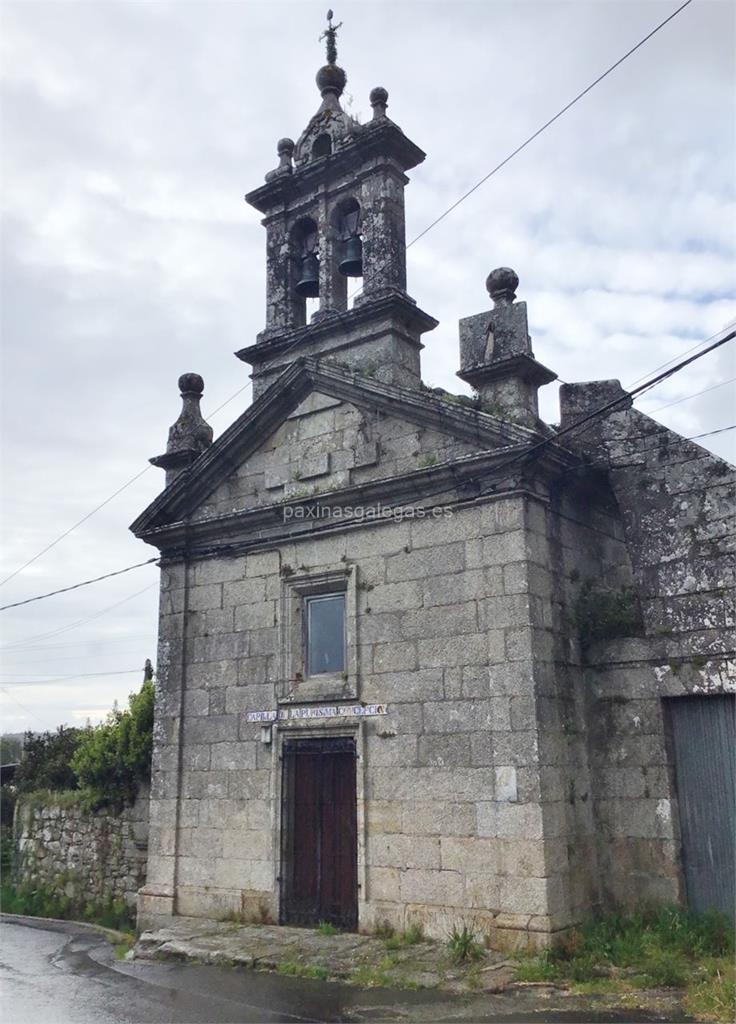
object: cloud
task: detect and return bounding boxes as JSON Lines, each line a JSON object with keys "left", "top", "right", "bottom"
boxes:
{"left": 1, "top": 0, "right": 734, "bottom": 730}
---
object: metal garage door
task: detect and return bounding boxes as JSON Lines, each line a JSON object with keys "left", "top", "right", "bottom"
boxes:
{"left": 666, "top": 694, "right": 735, "bottom": 918}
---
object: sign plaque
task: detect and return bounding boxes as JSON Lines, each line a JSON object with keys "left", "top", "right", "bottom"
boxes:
{"left": 246, "top": 703, "right": 387, "bottom": 723}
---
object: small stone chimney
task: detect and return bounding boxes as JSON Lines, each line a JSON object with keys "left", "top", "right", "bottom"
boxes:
{"left": 150, "top": 373, "right": 213, "bottom": 486}
{"left": 457, "top": 268, "right": 556, "bottom": 428}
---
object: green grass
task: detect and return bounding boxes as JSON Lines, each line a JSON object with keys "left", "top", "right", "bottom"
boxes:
{"left": 447, "top": 924, "right": 484, "bottom": 964}
{"left": 0, "top": 881, "right": 134, "bottom": 934}
{"left": 316, "top": 920, "right": 339, "bottom": 936}
{"left": 404, "top": 922, "right": 425, "bottom": 945}
{"left": 514, "top": 950, "right": 561, "bottom": 982}
{"left": 277, "top": 960, "right": 330, "bottom": 980}
{"left": 114, "top": 935, "right": 135, "bottom": 960}
{"left": 384, "top": 922, "right": 426, "bottom": 950}
{"left": 685, "top": 957, "right": 735, "bottom": 1022}
{"left": 513, "top": 906, "right": 735, "bottom": 1020}
{"left": 351, "top": 965, "right": 394, "bottom": 988}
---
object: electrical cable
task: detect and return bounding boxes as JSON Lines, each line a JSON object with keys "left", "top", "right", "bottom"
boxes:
{"left": 0, "top": 0, "right": 697, "bottom": 594}
{"left": 0, "top": 388, "right": 252, "bottom": 591}
{"left": 0, "top": 633, "right": 154, "bottom": 655}
{"left": 689, "top": 424, "right": 736, "bottom": 441}
{"left": 0, "top": 669, "right": 144, "bottom": 687}
{"left": 644, "top": 376, "right": 736, "bottom": 415}
{"left": 1, "top": 332, "right": 731, "bottom": 701}
{"left": 0, "top": 558, "right": 159, "bottom": 612}
{"left": 482, "top": 330, "right": 735, "bottom": 490}
{"left": 349, "top": 0, "right": 696, "bottom": 301}
{"left": 0, "top": 688, "right": 49, "bottom": 728}
{"left": 0, "top": 582, "right": 159, "bottom": 650}
{"left": 625, "top": 328, "right": 729, "bottom": 389}
{"left": 0, "top": 467, "right": 153, "bottom": 590}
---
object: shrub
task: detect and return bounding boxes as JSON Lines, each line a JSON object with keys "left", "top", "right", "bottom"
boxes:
{"left": 0, "top": 827, "right": 14, "bottom": 875}
{"left": 0, "top": 734, "right": 22, "bottom": 764}
{"left": 574, "top": 581, "right": 643, "bottom": 649}
{"left": 14, "top": 727, "right": 83, "bottom": 794}
{"left": 1, "top": 783, "right": 16, "bottom": 827}
{"left": 71, "top": 680, "right": 154, "bottom": 811}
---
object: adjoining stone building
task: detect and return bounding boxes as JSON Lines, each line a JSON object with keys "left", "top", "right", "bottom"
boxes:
{"left": 132, "top": 21, "right": 735, "bottom": 946}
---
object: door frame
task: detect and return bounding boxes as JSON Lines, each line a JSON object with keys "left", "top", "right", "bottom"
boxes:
{"left": 272, "top": 722, "right": 366, "bottom": 929}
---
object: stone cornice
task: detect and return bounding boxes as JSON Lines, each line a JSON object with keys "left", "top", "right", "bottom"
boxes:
{"left": 236, "top": 292, "right": 438, "bottom": 367}
{"left": 458, "top": 354, "right": 557, "bottom": 389}
{"left": 131, "top": 358, "right": 576, "bottom": 540}
{"left": 140, "top": 443, "right": 576, "bottom": 557}
{"left": 246, "top": 120, "right": 426, "bottom": 215}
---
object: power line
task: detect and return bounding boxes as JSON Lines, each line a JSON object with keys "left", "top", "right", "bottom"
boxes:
{"left": 689, "top": 424, "right": 736, "bottom": 441}
{"left": 596, "top": 422, "right": 736, "bottom": 449}
{"left": 0, "top": 558, "right": 158, "bottom": 612}
{"left": 0, "top": 0, "right": 698, "bottom": 593}
{"left": 409, "top": 1, "right": 695, "bottom": 253}
{"left": 0, "top": 388, "right": 251, "bottom": 591}
{"left": 625, "top": 329, "right": 728, "bottom": 390}
{"left": 2, "top": 331, "right": 730, "bottom": 668}
{"left": 0, "top": 466, "right": 153, "bottom": 590}
{"left": 644, "top": 376, "right": 736, "bottom": 415}
{"left": 3, "top": 333, "right": 732, "bottom": 632}
{"left": 0, "top": 688, "right": 49, "bottom": 728}
{"left": 0, "top": 582, "right": 159, "bottom": 650}
{"left": 577, "top": 426, "right": 736, "bottom": 471}
{"left": 0, "top": 669, "right": 143, "bottom": 687}
{"left": 0, "top": 633, "right": 154, "bottom": 656}
{"left": 484, "top": 330, "right": 736, "bottom": 491}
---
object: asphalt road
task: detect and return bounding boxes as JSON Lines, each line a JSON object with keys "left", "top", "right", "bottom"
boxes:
{"left": 0, "top": 917, "right": 686, "bottom": 1024}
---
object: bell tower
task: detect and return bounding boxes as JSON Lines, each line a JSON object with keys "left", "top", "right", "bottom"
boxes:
{"left": 237, "top": 12, "right": 437, "bottom": 399}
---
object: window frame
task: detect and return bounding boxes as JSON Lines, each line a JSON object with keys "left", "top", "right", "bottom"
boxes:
{"left": 278, "top": 567, "right": 358, "bottom": 704}
{"left": 303, "top": 591, "right": 347, "bottom": 678}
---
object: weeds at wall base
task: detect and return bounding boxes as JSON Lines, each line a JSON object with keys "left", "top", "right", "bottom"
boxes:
{"left": 512, "top": 905, "right": 735, "bottom": 1022}
{"left": 0, "top": 881, "right": 135, "bottom": 934}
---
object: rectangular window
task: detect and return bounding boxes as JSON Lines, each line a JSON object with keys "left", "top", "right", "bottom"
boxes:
{"left": 305, "top": 593, "right": 346, "bottom": 676}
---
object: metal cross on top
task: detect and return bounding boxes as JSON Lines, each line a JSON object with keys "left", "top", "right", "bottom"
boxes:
{"left": 320, "top": 9, "right": 342, "bottom": 65}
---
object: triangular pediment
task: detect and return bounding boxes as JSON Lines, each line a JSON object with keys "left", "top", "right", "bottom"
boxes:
{"left": 131, "top": 358, "right": 541, "bottom": 538}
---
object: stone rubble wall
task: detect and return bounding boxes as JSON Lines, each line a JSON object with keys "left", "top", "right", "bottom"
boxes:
{"left": 560, "top": 386, "right": 736, "bottom": 910}
{"left": 14, "top": 787, "right": 149, "bottom": 909}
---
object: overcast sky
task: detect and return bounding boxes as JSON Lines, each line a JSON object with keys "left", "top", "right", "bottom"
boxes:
{"left": 1, "top": 0, "right": 734, "bottom": 735}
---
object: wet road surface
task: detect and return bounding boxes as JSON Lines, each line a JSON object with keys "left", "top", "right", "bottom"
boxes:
{"left": 0, "top": 917, "right": 688, "bottom": 1023}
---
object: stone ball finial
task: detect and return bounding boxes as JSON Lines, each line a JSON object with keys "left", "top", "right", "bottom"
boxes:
{"left": 178, "top": 372, "right": 204, "bottom": 396}
{"left": 316, "top": 63, "right": 347, "bottom": 96}
{"left": 277, "top": 138, "right": 295, "bottom": 156}
{"left": 486, "top": 267, "right": 519, "bottom": 306}
{"left": 370, "top": 86, "right": 389, "bottom": 118}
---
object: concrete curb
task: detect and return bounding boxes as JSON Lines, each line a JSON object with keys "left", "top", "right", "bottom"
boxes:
{"left": 0, "top": 911, "right": 134, "bottom": 947}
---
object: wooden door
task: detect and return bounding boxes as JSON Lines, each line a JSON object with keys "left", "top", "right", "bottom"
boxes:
{"left": 280, "top": 736, "right": 358, "bottom": 930}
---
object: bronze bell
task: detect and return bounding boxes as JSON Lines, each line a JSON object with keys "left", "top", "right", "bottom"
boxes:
{"left": 339, "top": 235, "right": 363, "bottom": 277}
{"left": 295, "top": 252, "right": 320, "bottom": 297}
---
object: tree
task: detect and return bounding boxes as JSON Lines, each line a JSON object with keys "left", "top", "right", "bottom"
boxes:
{"left": 14, "top": 727, "right": 83, "bottom": 794}
{"left": 0, "top": 734, "right": 22, "bottom": 765}
{"left": 71, "top": 679, "right": 154, "bottom": 811}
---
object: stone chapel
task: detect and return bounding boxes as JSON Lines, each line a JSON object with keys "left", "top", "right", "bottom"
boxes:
{"left": 132, "top": 18, "right": 735, "bottom": 945}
